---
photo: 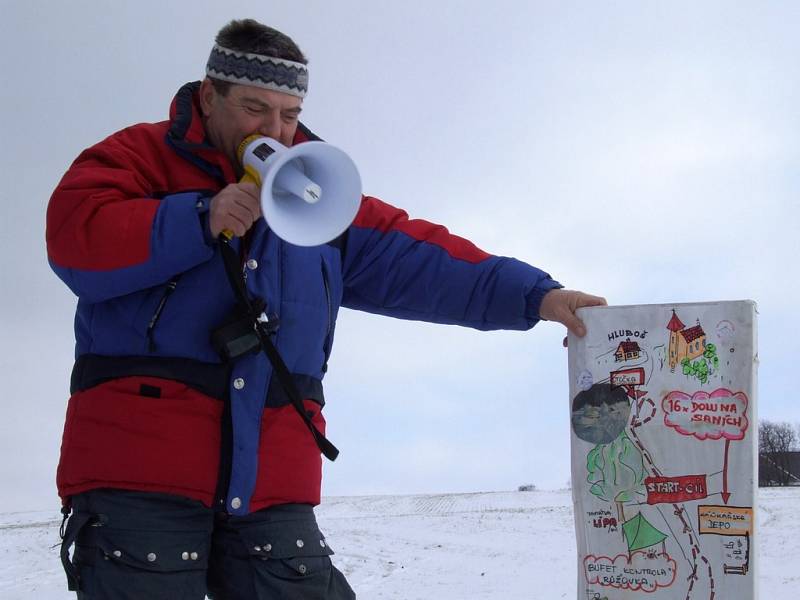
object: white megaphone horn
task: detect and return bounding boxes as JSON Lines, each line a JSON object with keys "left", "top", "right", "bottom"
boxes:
{"left": 234, "top": 135, "right": 362, "bottom": 247}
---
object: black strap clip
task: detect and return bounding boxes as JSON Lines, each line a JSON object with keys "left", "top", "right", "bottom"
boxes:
{"left": 256, "top": 312, "right": 281, "bottom": 336}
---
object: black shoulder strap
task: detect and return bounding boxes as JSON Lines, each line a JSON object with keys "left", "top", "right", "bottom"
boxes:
{"left": 218, "top": 236, "right": 339, "bottom": 461}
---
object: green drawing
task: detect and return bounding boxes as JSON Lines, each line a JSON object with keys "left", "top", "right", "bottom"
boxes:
{"left": 587, "top": 431, "right": 646, "bottom": 523}
{"left": 623, "top": 512, "right": 668, "bottom": 555}
{"left": 681, "top": 343, "right": 719, "bottom": 385}
{"left": 704, "top": 342, "right": 720, "bottom": 368}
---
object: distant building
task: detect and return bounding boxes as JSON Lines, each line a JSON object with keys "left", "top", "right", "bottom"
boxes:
{"left": 759, "top": 451, "right": 800, "bottom": 487}
{"left": 667, "top": 310, "right": 707, "bottom": 371}
{"left": 614, "top": 338, "right": 641, "bottom": 362}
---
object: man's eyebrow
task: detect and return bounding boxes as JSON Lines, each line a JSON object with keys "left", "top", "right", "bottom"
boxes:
{"left": 239, "top": 97, "right": 302, "bottom": 113}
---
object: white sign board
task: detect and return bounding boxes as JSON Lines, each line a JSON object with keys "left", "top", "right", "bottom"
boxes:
{"left": 567, "top": 301, "right": 757, "bottom": 600}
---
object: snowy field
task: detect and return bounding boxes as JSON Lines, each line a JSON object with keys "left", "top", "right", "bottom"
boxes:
{"left": 0, "top": 488, "right": 796, "bottom": 599}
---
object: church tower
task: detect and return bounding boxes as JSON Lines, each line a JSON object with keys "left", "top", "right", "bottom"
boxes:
{"left": 666, "top": 309, "right": 685, "bottom": 372}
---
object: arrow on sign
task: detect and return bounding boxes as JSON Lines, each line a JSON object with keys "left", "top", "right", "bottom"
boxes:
{"left": 721, "top": 438, "right": 731, "bottom": 504}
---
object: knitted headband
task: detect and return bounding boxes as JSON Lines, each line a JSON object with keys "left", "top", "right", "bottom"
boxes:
{"left": 206, "top": 44, "right": 309, "bottom": 98}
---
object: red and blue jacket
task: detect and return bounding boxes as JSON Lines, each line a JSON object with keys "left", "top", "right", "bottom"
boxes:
{"left": 46, "top": 81, "right": 562, "bottom": 515}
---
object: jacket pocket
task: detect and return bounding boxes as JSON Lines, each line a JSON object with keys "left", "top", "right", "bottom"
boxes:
{"left": 57, "top": 378, "right": 223, "bottom": 503}
{"left": 251, "top": 402, "right": 326, "bottom": 508}
{"left": 144, "top": 275, "right": 181, "bottom": 353}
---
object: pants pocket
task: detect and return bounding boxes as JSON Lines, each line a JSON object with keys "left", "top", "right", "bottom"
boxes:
{"left": 209, "top": 513, "right": 356, "bottom": 600}
{"left": 73, "top": 524, "right": 210, "bottom": 600}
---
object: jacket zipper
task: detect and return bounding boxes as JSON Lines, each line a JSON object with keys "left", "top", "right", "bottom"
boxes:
{"left": 145, "top": 275, "right": 180, "bottom": 353}
{"left": 321, "top": 260, "right": 333, "bottom": 373}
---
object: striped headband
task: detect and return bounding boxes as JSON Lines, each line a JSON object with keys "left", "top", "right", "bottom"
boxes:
{"left": 206, "top": 44, "right": 309, "bottom": 98}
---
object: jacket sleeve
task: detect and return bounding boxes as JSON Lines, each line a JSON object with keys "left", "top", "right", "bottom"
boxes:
{"left": 341, "top": 196, "right": 563, "bottom": 331}
{"left": 46, "top": 128, "right": 215, "bottom": 303}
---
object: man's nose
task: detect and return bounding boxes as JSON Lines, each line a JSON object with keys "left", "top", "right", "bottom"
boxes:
{"left": 258, "top": 114, "right": 281, "bottom": 140}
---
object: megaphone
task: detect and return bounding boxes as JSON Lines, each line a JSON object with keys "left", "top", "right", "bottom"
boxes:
{"left": 236, "top": 135, "right": 362, "bottom": 247}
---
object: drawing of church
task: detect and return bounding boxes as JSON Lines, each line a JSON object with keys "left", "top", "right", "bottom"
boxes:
{"left": 667, "top": 310, "right": 707, "bottom": 371}
{"left": 614, "top": 339, "right": 641, "bottom": 362}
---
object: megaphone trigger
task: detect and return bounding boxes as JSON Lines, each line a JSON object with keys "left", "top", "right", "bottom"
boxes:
{"left": 241, "top": 166, "right": 262, "bottom": 187}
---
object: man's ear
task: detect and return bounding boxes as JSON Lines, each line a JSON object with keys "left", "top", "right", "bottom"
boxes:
{"left": 199, "top": 78, "right": 216, "bottom": 117}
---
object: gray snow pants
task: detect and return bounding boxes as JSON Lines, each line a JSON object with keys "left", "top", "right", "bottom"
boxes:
{"left": 59, "top": 489, "right": 356, "bottom": 599}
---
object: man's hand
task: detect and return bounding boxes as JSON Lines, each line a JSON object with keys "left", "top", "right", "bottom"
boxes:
{"left": 209, "top": 182, "right": 262, "bottom": 238}
{"left": 539, "top": 289, "right": 607, "bottom": 341}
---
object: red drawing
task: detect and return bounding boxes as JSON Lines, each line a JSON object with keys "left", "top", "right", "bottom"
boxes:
{"left": 662, "top": 389, "right": 749, "bottom": 441}
{"left": 667, "top": 310, "right": 708, "bottom": 372}
{"left": 610, "top": 367, "right": 646, "bottom": 401}
{"left": 584, "top": 552, "right": 677, "bottom": 592}
{"left": 614, "top": 338, "right": 641, "bottom": 362}
{"left": 645, "top": 475, "right": 708, "bottom": 505}
{"left": 722, "top": 438, "right": 732, "bottom": 504}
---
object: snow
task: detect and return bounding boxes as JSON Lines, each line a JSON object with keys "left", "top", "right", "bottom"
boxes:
{"left": 0, "top": 488, "right": 796, "bottom": 599}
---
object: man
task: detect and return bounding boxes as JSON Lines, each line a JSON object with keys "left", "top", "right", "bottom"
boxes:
{"left": 47, "top": 18, "right": 605, "bottom": 599}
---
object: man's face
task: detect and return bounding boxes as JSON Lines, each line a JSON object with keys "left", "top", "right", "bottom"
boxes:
{"left": 199, "top": 78, "right": 303, "bottom": 171}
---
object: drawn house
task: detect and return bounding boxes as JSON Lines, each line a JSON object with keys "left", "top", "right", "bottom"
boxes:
{"left": 667, "top": 310, "right": 707, "bottom": 371}
{"left": 614, "top": 338, "right": 640, "bottom": 362}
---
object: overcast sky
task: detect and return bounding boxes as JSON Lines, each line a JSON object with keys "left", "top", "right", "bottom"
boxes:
{"left": 1, "top": 1, "right": 798, "bottom": 513}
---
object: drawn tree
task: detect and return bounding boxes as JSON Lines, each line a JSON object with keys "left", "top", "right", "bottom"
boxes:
{"left": 704, "top": 342, "right": 720, "bottom": 369}
{"left": 681, "top": 343, "right": 719, "bottom": 385}
{"left": 586, "top": 431, "right": 646, "bottom": 523}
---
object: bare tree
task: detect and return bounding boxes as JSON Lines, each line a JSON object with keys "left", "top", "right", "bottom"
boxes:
{"left": 759, "top": 420, "right": 799, "bottom": 486}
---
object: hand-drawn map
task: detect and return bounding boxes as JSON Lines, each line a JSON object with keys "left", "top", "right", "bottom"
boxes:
{"left": 567, "top": 301, "right": 757, "bottom": 600}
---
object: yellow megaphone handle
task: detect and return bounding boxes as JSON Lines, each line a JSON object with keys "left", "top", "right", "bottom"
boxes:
{"left": 240, "top": 167, "right": 262, "bottom": 186}
{"left": 221, "top": 164, "right": 263, "bottom": 240}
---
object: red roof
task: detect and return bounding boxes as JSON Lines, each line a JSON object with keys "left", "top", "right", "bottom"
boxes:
{"left": 666, "top": 310, "right": 685, "bottom": 332}
{"left": 617, "top": 339, "right": 640, "bottom": 353}
{"left": 681, "top": 325, "right": 705, "bottom": 343}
